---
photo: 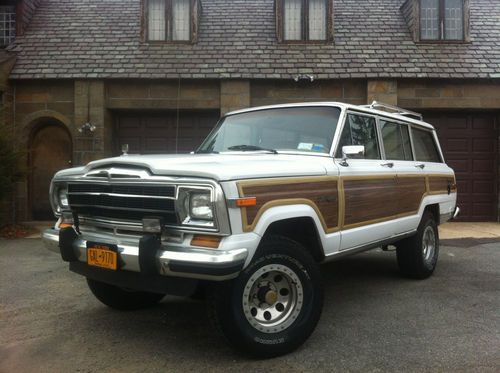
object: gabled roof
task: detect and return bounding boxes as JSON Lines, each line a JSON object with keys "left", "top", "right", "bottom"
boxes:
{"left": 8, "top": 0, "right": 500, "bottom": 80}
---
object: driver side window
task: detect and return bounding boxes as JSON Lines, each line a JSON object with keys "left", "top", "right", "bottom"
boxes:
{"left": 335, "top": 113, "right": 381, "bottom": 159}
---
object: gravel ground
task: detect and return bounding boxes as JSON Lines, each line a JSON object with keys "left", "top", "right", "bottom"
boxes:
{"left": 0, "top": 238, "right": 499, "bottom": 372}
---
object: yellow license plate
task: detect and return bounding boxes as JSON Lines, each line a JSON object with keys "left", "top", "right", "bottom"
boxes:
{"left": 87, "top": 244, "right": 118, "bottom": 270}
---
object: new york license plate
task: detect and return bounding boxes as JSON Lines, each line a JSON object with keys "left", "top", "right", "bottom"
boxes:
{"left": 87, "top": 242, "right": 118, "bottom": 270}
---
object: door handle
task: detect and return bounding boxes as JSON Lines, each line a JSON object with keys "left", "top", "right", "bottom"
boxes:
{"left": 415, "top": 163, "right": 425, "bottom": 169}
{"left": 381, "top": 162, "right": 394, "bottom": 168}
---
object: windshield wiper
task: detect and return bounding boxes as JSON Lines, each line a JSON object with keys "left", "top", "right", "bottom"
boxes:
{"left": 227, "top": 145, "right": 278, "bottom": 154}
{"left": 195, "top": 149, "right": 219, "bottom": 154}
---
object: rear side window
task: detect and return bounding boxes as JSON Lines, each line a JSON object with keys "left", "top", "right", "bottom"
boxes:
{"left": 336, "top": 113, "right": 381, "bottom": 159}
{"left": 380, "top": 120, "right": 413, "bottom": 161}
{"left": 412, "top": 128, "right": 442, "bottom": 163}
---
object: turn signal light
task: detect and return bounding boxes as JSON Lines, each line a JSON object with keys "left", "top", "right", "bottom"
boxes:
{"left": 235, "top": 197, "right": 257, "bottom": 207}
{"left": 191, "top": 235, "right": 221, "bottom": 249}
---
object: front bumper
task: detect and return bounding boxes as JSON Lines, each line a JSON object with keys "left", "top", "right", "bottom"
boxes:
{"left": 42, "top": 227, "right": 248, "bottom": 281}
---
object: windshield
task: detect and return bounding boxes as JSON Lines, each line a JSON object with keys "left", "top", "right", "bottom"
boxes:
{"left": 197, "top": 106, "right": 341, "bottom": 154}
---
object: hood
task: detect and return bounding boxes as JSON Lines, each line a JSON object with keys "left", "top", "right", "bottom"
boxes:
{"left": 55, "top": 153, "right": 331, "bottom": 181}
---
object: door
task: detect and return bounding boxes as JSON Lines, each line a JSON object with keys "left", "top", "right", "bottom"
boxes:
{"left": 115, "top": 110, "right": 220, "bottom": 155}
{"left": 423, "top": 112, "right": 498, "bottom": 221}
{"left": 30, "top": 124, "right": 72, "bottom": 220}
{"left": 379, "top": 118, "right": 426, "bottom": 235}
{"left": 336, "top": 112, "right": 398, "bottom": 250}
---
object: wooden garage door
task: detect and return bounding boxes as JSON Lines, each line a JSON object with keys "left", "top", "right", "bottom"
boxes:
{"left": 423, "top": 112, "right": 498, "bottom": 221}
{"left": 115, "top": 111, "right": 220, "bottom": 155}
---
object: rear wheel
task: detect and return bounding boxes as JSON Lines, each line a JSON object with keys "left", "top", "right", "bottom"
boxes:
{"left": 208, "top": 236, "right": 323, "bottom": 358}
{"left": 396, "top": 212, "right": 439, "bottom": 279}
{"left": 87, "top": 279, "right": 165, "bottom": 310}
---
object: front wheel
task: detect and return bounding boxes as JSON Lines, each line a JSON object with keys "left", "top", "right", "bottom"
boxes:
{"left": 396, "top": 212, "right": 439, "bottom": 279}
{"left": 208, "top": 236, "right": 323, "bottom": 358}
{"left": 87, "top": 279, "right": 165, "bottom": 310}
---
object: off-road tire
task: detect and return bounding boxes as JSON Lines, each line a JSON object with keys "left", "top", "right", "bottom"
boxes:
{"left": 87, "top": 278, "right": 165, "bottom": 310}
{"left": 396, "top": 212, "right": 439, "bottom": 279}
{"left": 207, "top": 235, "right": 323, "bottom": 358}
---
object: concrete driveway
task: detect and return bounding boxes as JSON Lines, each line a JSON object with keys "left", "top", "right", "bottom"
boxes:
{"left": 0, "top": 237, "right": 499, "bottom": 372}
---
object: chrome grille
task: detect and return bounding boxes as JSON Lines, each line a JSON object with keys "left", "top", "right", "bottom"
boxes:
{"left": 67, "top": 183, "right": 177, "bottom": 224}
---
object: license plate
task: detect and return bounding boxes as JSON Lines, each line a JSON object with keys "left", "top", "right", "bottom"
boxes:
{"left": 87, "top": 242, "right": 118, "bottom": 270}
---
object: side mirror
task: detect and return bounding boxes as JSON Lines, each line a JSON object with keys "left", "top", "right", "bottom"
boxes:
{"left": 340, "top": 145, "right": 365, "bottom": 166}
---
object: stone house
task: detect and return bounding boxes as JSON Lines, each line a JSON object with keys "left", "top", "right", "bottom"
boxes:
{"left": 0, "top": 0, "right": 499, "bottom": 222}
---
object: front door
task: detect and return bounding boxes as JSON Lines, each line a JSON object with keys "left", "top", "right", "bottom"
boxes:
{"left": 336, "top": 112, "right": 398, "bottom": 250}
{"left": 30, "top": 124, "right": 72, "bottom": 220}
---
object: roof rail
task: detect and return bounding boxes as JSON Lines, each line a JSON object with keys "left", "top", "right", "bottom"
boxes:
{"left": 361, "top": 101, "right": 423, "bottom": 121}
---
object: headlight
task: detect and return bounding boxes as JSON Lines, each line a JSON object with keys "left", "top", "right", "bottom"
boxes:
{"left": 177, "top": 186, "right": 215, "bottom": 228}
{"left": 58, "top": 188, "right": 69, "bottom": 209}
{"left": 190, "top": 192, "right": 213, "bottom": 220}
{"left": 50, "top": 182, "right": 69, "bottom": 216}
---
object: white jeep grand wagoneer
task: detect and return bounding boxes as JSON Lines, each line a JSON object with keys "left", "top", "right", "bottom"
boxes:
{"left": 43, "top": 101, "right": 458, "bottom": 357}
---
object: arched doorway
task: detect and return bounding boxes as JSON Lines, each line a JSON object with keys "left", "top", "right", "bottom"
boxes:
{"left": 29, "top": 122, "right": 72, "bottom": 220}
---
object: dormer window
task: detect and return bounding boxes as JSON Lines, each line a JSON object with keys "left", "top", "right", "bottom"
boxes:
{"left": 401, "top": 0, "right": 469, "bottom": 42}
{"left": 420, "top": 0, "right": 464, "bottom": 40}
{"left": 0, "top": 6, "right": 16, "bottom": 47}
{"left": 276, "top": 0, "right": 333, "bottom": 43}
{"left": 145, "top": 0, "right": 200, "bottom": 43}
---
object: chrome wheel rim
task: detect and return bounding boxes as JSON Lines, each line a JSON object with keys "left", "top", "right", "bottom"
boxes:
{"left": 242, "top": 264, "right": 303, "bottom": 334}
{"left": 422, "top": 226, "right": 436, "bottom": 264}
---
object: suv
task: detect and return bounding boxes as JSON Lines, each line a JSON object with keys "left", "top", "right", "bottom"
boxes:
{"left": 43, "top": 101, "right": 458, "bottom": 357}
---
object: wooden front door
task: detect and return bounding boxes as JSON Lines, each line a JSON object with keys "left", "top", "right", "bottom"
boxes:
{"left": 30, "top": 124, "right": 72, "bottom": 220}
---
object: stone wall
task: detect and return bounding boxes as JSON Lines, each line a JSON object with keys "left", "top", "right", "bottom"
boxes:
{"left": 251, "top": 80, "right": 367, "bottom": 107}
{"left": 107, "top": 80, "right": 220, "bottom": 110}
{"left": 398, "top": 80, "right": 500, "bottom": 109}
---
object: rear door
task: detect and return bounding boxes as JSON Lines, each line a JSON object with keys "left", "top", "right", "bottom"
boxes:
{"left": 379, "top": 118, "right": 426, "bottom": 234}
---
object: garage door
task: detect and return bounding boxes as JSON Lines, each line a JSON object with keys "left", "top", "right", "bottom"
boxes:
{"left": 423, "top": 112, "right": 498, "bottom": 221}
{"left": 115, "top": 111, "right": 220, "bottom": 155}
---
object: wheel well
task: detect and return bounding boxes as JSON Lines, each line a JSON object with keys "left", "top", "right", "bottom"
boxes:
{"left": 262, "top": 217, "right": 325, "bottom": 262}
{"left": 424, "top": 204, "right": 440, "bottom": 225}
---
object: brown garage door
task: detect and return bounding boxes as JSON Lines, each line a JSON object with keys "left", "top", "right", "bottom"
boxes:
{"left": 115, "top": 111, "right": 220, "bottom": 155}
{"left": 423, "top": 112, "right": 498, "bottom": 221}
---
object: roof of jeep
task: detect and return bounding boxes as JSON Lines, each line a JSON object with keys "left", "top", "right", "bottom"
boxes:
{"left": 225, "top": 102, "right": 435, "bottom": 130}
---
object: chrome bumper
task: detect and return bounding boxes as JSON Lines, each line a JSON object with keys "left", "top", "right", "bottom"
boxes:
{"left": 42, "top": 228, "right": 248, "bottom": 281}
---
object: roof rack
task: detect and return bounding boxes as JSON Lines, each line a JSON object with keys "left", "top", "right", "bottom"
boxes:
{"left": 361, "top": 101, "right": 423, "bottom": 121}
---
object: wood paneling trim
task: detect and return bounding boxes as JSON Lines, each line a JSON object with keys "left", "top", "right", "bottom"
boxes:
{"left": 238, "top": 176, "right": 339, "bottom": 233}
{"left": 427, "top": 175, "right": 457, "bottom": 195}
{"left": 341, "top": 174, "right": 428, "bottom": 230}
{"left": 237, "top": 173, "right": 456, "bottom": 233}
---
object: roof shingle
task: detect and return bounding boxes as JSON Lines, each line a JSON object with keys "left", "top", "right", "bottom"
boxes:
{"left": 8, "top": 0, "right": 500, "bottom": 80}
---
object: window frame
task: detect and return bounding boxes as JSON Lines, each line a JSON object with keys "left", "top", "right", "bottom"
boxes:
{"left": 334, "top": 111, "right": 382, "bottom": 160}
{"left": 378, "top": 117, "right": 415, "bottom": 162}
{"left": 0, "top": 5, "right": 16, "bottom": 48}
{"left": 418, "top": 0, "right": 468, "bottom": 42}
{"left": 143, "top": 0, "right": 198, "bottom": 44}
{"left": 276, "top": 0, "right": 334, "bottom": 44}
{"left": 409, "top": 126, "right": 444, "bottom": 163}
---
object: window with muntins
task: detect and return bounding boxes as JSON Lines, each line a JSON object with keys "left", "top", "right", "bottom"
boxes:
{"left": 147, "top": 0, "right": 193, "bottom": 42}
{"left": 0, "top": 6, "right": 15, "bottom": 47}
{"left": 420, "top": 0, "right": 465, "bottom": 41}
{"left": 278, "top": 0, "right": 331, "bottom": 42}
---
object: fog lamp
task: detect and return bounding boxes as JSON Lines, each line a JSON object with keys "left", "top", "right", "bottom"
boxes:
{"left": 142, "top": 217, "right": 163, "bottom": 234}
